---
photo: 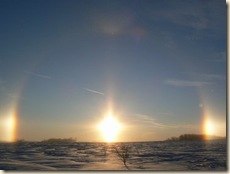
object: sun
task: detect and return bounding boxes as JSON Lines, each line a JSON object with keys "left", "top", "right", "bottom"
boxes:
{"left": 99, "top": 114, "right": 120, "bottom": 142}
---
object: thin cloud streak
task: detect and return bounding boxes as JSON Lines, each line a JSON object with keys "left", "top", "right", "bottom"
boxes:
{"left": 24, "top": 71, "right": 51, "bottom": 79}
{"left": 135, "top": 113, "right": 178, "bottom": 129}
{"left": 83, "top": 88, "right": 105, "bottom": 95}
{"left": 190, "top": 73, "right": 226, "bottom": 81}
{"left": 205, "top": 74, "right": 226, "bottom": 80}
{"left": 164, "top": 79, "right": 211, "bottom": 87}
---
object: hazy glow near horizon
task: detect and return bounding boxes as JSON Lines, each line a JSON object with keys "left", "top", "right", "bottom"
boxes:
{"left": 203, "top": 115, "right": 226, "bottom": 137}
{"left": 204, "top": 119, "right": 215, "bottom": 136}
{"left": 99, "top": 113, "right": 120, "bottom": 142}
{"left": 0, "top": 110, "right": 16, "bottom": 142}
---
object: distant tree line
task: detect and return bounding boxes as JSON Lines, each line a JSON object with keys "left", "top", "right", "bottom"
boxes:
{"left": 166, "top": 134, "right": 223, "bottom": 141}
{"left": 41, "top": 138, "right": 77, "bottom": 143}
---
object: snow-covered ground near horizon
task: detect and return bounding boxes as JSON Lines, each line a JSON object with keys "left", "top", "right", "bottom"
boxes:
{"left": 0, "top": 140, "right": 226, "bottom": 171}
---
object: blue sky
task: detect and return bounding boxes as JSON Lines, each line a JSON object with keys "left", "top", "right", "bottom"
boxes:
{"left": 0, "top": 0, "right": 226, "bottom": 142}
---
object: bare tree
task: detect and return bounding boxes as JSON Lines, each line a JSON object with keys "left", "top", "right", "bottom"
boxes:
{"left": 112, "top": 144, "right": 131, "bottom": 170}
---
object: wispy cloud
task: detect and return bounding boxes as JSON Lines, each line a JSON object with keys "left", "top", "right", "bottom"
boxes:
{"left": 135, "top": 113, "right": 178, "bottom": 129}
{"left": 190, "top": 73, "right": 226, "bottom": 81}
{"left": 164, "top": 79, "right": 211, "bottom": 87}
{"left": 151, "top": 3, "right": 206, "bottom": 30}
{"left": 149, "top": 0, "right": 225, "bottom": 40}
{"left": 83, "top": 88, "right": 104, "bottom": 95}
{"left": 24, "top": 71, "right": 51, "bottom": 79}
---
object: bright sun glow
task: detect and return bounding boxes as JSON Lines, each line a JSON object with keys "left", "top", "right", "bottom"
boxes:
{"left": 99, "top": 114, "right": 120, "bottom": 142}
{"left": 0, "top": 111, "right": 16, "bottom": 142}
{"left": 204, "top": 119, "right": 215, "bottom": 136}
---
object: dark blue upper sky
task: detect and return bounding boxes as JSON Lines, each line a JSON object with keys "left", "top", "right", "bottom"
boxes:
{"left": 0, "top": 0, "right": 226, "bottom": 141}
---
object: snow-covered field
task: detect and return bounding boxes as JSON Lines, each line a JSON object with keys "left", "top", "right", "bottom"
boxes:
{"left": 0, "top": 140, "right": 226, "bottom": 171}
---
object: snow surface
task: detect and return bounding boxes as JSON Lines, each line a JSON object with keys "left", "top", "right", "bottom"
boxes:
{"left": 0, "top": 140, "right": 226, "bottom": 171}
